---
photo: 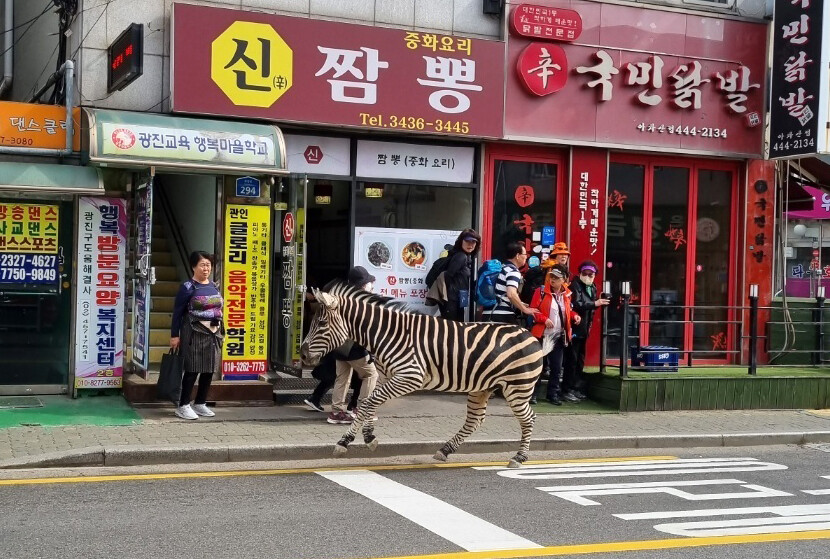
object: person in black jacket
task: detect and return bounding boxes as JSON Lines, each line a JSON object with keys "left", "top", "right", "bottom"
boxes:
{"left": 440, "top": 228, "right": 481, "bottom": 321}
{"left": 561, "top": 260, "right": 610, "bottom": 401}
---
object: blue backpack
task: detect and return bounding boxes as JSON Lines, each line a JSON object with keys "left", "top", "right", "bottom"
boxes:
{"left": 475, "top": 259, "right": 504, "bottom": 309}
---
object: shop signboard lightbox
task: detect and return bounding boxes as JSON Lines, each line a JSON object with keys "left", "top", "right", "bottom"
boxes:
{"left": 354, "top": 227, "right": 460, "bottom": 310}
{"left": 504, "top": 1, "right": 769, "bottom": 157}
{"left": 222, "top": 204, "right": 271, "bottom": 379}
{"left": 768, "top": 0, "right": 830, "bottom": 158}
{"left": 0, "top": 102, "right": 80, "bottom": 150}
{"left": 74, "top": 197, "right": 127, "bottom": 389}
{"left": 0, "top": 203, "right": 60, "bottom": 288}
{"left": 171, "top": 3, "right": 504, "bottom": 138}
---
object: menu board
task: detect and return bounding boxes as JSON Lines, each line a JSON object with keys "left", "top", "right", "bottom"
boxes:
{"left": 354, "top": 227, "right": 460, "bottom": 310}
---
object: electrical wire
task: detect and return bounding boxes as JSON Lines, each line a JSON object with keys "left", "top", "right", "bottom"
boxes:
{"left": 0, "top": 0, "right": 53, "bottom": 37}
{"left": 0, "top": 2, "right": 52, "bottom": 58}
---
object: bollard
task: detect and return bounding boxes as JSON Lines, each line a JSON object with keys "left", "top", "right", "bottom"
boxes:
{"left": 748, "top": 284, "right": 758, "bottom": 376}
{"left": 814, "top": 286, "right": 826, "bottom": 366}
{"left": 620, "top": 281, "right": 631, "bottom": 378}
{"left": 599, "top": 280, "right": 610, "bottom": 373}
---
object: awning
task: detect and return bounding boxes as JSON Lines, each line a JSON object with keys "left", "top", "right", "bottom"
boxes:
{"left": 83, "top": 108, "right": 287, "bottom": 175}
{"left": 0, "top": 161, "right": 103, "bottom": 194}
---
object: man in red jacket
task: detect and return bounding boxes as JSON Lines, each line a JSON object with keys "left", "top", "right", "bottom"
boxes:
{"left": 528, "top": 264, "right": 581, "bottom": 405}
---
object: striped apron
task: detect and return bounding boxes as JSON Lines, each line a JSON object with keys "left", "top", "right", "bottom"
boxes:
{"left": 180, "top": 316, "right": 224, "bottom": 374}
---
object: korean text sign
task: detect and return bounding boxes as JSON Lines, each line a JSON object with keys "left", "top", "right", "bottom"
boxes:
{"left": 74, "top": 198, "right": 127, "bottom": 389}
{"left": 172, "top": 3, "right": 503, "bottom": 138}
{"left": 505, "top": 1, "right": 768, "bottom": 157}
{"left": 222, "top": 204, "right": 271, "bottom": 378}
{"left": 0, "top": 102, "right": 80, "bottom": 150}
{"left": 768, "top": 0, "right": 829, "bottom": 158}
{"left": 354, "top": 227, "right": 460, "bottom": 310}
{"left": 0, "top": 203, "right": 59, "bottom": 254}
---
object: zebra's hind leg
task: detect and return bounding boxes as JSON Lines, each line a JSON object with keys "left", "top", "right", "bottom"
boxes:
{"left": 334, "top": 432, "right": 354, "bottom": 456}
{"left": 362, "top": 415, "right": 378, "bottom": 451}
{"left": 503, "top": 384, "right": 536, "bottom": 468}
{"left": 434, "top": 391, "right": 491, "bottom": 462}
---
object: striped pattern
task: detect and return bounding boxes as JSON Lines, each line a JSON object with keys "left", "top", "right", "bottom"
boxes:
{"left": 180, "top": 318, "right": 223, "bottom": 374}
{"left": 301, "top": 282, "right": 543, "bottom": 467}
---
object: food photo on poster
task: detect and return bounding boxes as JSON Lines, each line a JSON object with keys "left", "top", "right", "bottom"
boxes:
{"left": 355, "top": 227, "right": 460, "bottom": 309}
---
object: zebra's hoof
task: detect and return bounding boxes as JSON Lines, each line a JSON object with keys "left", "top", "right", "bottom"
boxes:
{"left": 507, "top": 459, "right": 521, "bottom": 469}
{"left": 366, "top": 438, "right": 378, "bottom": 452}
{"left": 433, "top": 450, "right": 448, "bottom": 462}
{"left": 333, "top": 443, "right": 348, "bottom": 457}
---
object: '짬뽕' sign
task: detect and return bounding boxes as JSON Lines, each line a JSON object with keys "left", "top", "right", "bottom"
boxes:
{"left": 222, "top": 204, "right": 271, "bottom": 378}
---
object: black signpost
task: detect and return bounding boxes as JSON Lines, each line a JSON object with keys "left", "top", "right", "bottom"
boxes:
{"left": 107, "top": 23, "right": 144, "bottom": 93}
{"left": 768, "top": 0, "right": 827, "bottom": 159}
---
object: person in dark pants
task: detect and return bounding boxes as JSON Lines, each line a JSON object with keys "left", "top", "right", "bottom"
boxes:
{"left": 562, "top": 260, "right": 610, "bottom": 402}
{"left": 485, "top": 242, "right": 536, "bottom": 324}
{"left": 528, "top": 264, "right": 581, "bottom": 405}
{"left": 303, "top": 352, "right": 361, "bottom": 413}
{"left": 170, "top": 251, "right": 224, "bottom": 420}
{"left": 440, "top": 228, "right": 481, "bottom": 322}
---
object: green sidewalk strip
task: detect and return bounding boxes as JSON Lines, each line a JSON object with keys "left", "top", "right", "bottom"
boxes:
{"left": 0, "top": 395, "right": 141, "bottom": 429}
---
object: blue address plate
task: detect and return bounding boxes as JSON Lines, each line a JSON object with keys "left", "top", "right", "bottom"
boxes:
{"left": 0, "top": 253, "right": 59, "bottom": 284}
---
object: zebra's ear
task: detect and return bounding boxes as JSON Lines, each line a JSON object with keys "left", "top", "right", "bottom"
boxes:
{"left": 311, "top": 287, "right": 321, "bottom": 301}
{"left": 316, "top": 291, "right": 338, "bottom": 310}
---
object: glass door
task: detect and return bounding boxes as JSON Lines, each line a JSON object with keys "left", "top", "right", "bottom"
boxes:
{"left": 0, "top": 198, "right": 72, "bottom": 391}
{"left": 606, "top": 158, "right": 737, "bottom": 362}
{"left": 270, "top": 174, "right": 306, "bottom": 376}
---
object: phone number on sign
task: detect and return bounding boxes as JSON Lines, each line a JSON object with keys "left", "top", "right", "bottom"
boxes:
{"left": 636, "top": 123, "right": 728, "bottom": 138}
{"left": 0, "top": 254, "right": 58, "bottom": 282}
{"left": 360, "top": 113, "right": 470, "bottom": 134}
{"left": 222, "top": 361, "right": 268, "bottom": 374}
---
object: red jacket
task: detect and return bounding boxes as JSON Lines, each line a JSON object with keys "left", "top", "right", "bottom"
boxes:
{"left": 529, "top": 285, "right": 578, "bottom": 342}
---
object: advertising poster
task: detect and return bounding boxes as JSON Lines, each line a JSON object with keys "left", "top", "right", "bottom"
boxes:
{"left": 354, "top": 227, "right": 460, "bottom": 310}
{"left": 131, "top": 178, "right": 152, "bottom": 374}
{"left": 222, "top": 204, "right": 271, "bottom": 379}
{"left": 74, "top": 197, "right": 127, "bottom": 389}
{"left": 0, "top": 203, "right": 60, "bottom": 290}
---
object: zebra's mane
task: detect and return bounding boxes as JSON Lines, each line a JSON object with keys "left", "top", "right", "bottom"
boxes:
{"left": 324, "top": 280, "right": 420, "bottom": 314}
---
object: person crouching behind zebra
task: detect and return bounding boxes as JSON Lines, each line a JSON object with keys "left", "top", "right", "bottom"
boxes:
{"left": 326, "top": 266, "right": 380, "bottom": 425}
{"left": 170, "top": 251, "right": 224, "bottom": 420}
{"left": 528, "top": 264, "right": 580, "bottom": 406}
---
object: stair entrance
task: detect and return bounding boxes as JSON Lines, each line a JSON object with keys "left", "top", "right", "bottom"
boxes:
{"left": 122, "top": 173, "right": 273, "bottom": 405}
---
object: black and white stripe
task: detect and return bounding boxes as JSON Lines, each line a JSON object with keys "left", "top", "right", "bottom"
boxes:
{"left": 301, "top": 282, "right": 543, "bottom": 467}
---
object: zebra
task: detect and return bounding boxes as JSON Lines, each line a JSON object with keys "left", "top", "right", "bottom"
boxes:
{"left": 300, "top": 281, "right": 543, "bottom": 468}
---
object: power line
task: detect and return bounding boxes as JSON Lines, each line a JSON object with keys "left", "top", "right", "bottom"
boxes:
{"left": 0, "top": 2, "right": 53, "bottom": 59}
{"left": 0, "top": 0, "right": 53, "bottom": 37}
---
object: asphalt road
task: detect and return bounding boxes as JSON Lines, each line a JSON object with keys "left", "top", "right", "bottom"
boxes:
{"left": 2, "top": 445, "right": 829, "bottom": 559}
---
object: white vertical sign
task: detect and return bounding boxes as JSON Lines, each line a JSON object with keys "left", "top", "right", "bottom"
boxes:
{"left": 74, "top": 197, "right": 127, "bottom": 388}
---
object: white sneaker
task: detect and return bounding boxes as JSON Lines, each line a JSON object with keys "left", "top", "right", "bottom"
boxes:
{"left": 192, "top": 404, "right": 215, "bottom": 417}
{"left": 175, "top": 404, "right": 198, "bottom": 420}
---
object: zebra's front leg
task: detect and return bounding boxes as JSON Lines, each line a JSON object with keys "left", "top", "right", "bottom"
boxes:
{"left": 434, "top": 391, "right": 491, "bottom": 462}
{"left": 333, "top": 368, "right": 424, "bottom": 456}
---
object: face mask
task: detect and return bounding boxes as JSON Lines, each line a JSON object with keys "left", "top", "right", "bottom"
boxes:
{"left": 580, "top": 274, "right": 594, "bottom": 286}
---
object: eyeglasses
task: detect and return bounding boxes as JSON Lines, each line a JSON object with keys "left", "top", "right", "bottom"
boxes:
{"left": 580, "top": 271, "right": 596, "bottom": 277}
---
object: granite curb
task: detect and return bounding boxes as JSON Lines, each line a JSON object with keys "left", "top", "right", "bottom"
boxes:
{"left": 4, "top": 431, "right": 830, "bottom": 470}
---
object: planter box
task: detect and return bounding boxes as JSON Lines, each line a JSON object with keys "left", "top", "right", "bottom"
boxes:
{"left": 587, "top": 374, "right": 830, "bottom": 411}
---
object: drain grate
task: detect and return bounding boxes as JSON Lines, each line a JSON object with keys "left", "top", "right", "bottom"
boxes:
{"left": 0, "top": 396, "right": 43, "bottom": 409}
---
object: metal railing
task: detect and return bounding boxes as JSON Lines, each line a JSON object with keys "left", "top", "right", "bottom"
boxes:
{"left": 600, "top": 281, "right": 830, "bottom": 377}
{"left": 154, "top": 178, "right": 191, "bottom": 277}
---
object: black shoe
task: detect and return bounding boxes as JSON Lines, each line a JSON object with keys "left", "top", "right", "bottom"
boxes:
{"left": 548, "top": 397, "right": 562, "bottom": 406}
{"left": 529, "top": 396, "right": 537, "bottom": 405}
{"left": 303, "top": 398, "right": 325, "bottom": 412}
{"left": 562, "top": 391, "right": 580, "bottom": 402}
{"left": 573, "top": 390, "right": 588, "bottom": 400}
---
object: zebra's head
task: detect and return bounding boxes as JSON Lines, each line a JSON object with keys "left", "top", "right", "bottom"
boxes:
{"left": 300, "top": 288, "right": 350, "bottom": 366}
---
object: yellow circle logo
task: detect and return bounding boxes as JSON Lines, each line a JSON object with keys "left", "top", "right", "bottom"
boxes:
{"left": 211, "top": 21, "right": 293, "bottom": 108}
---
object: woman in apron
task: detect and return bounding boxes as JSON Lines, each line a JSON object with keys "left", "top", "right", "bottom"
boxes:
{"left": 170, "top": 251, "right": 224, "bottom": 420}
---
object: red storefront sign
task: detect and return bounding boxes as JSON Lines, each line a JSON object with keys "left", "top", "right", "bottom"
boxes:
{"left": 568, "top": 147, "right": 607, "bottom": 271}
{"left": 517, "top": 43, "right": 568, "bottom": 96}
{"left": 511, "top": 4, "right": 582, "bottom": 42}
{"left": 172, "top": 3, "right": 504, "bottom": 138}
{"left": 505, "top": 1, "right": 768, "bottom": 157}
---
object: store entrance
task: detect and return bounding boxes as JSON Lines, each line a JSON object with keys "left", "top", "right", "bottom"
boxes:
{"left": 0, "top": 198, "right": 73, "bottom": 393}
{"left": 304, "top": 179, "right": 352, "bottom": 292}
{"left": 605, "top": 157, "right": 738, "bottom": 362}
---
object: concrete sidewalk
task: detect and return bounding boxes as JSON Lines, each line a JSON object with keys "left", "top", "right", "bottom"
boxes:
{"left": 1, "top": 394, "right": 830, "bottom": 469}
